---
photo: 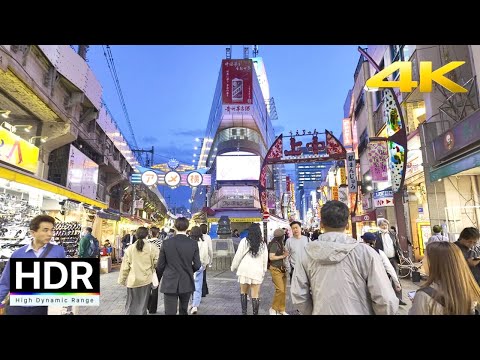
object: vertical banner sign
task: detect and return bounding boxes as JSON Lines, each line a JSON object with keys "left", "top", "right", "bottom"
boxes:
{"left": 222, "top": 59, "right": 253, "bottom": 115}
{"left": 366, "top": 142, "right": 389, "bottom": 181}
{"left": 342, "top": 118, "right": 352, "bottom": 147}
{"left": 346, "top": 152, "right": 357, "bottom": 193}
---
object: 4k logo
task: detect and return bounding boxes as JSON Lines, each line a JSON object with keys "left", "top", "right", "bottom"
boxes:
{"left": 365, "top": 61, "right": 467, "bottom": 93}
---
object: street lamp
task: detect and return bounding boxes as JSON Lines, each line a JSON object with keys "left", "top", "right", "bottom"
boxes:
{"left": 29, "top": 136, "right": 48, "bottom": 144}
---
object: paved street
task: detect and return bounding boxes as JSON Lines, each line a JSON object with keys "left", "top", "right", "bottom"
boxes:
{"left": 77, "top": 264, "right": 420, "bottom": 315}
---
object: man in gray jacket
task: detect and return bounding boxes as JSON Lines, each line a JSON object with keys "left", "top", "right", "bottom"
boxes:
{"left": 291, "top": 200, "right": 399, "bottom": 315}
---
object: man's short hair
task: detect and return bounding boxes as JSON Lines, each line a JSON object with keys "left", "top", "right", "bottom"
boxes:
{"left": 459, "top": 227, "right": 480, "bottom": 241}
{"left": 174, "top": 217, "right": 190, "bottom": 232}
{"left": 432, "top": 225, "right": 442, "bottom": 234}
{"left": 320, "top": 201, "right": 349, "bottom": 229}
{"left": 30, "top": 215, "right": 55, "bottom": 231}
{"left": 290, "top": 221, "right": 302, "bottom": 228}
{"left": 151, "top": 227, "right": 160, "bottom": 237}
{"left": 85, "top": 227, "right": 93, "bottom": 233}
{"left": 200, "top": 223, "right": 208, "bottom": 234}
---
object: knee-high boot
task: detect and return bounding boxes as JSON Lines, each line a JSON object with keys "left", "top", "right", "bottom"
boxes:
{"left": 252, "top": 298, "right": 260, "bottom": 315}
{"left": 240, "top": 294, "right": 248, "bottom": 315}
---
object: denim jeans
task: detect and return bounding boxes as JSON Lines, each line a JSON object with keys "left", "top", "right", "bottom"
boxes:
{"left": 192, "top": 265, "right": 205, "bottom": 307}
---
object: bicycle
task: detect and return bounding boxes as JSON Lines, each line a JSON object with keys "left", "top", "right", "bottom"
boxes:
{"left": 397, "top": 251, "right": 423, "bottom": 279}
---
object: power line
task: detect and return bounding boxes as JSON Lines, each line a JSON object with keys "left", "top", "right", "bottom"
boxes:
{"left": 102, "top": 45, "right": 138, "bottom": 149}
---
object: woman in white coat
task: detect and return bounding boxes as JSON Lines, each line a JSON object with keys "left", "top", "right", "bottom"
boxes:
{"left": 231, "top": 223, "right": 268, "bottom": 315}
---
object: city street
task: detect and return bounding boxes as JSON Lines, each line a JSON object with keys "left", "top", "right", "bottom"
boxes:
{"left": 77, "top": 265, "right": 420, "bottom": 315}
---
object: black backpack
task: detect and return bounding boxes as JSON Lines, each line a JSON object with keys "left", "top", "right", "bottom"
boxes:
{"left": 87, "top": 237, "right": 100, "bottom": 258}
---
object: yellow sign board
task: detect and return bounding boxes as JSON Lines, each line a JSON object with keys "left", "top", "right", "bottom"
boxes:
{"left": 207, "top": 217, "right": 262, "bottom": 223}
{"left": 0, "top": 127, "right": 39, "bottom": 173}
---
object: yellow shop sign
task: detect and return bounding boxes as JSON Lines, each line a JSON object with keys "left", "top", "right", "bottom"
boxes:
{"left": 0, "top": 127, "right": 39, "bottom": 173}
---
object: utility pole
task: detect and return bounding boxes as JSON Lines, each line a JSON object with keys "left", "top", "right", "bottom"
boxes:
{"left": 132, "top": 146, "right": 154, "bottom": 167}
{"left": 131, "top": 184, "right": 136, "bottom": 216}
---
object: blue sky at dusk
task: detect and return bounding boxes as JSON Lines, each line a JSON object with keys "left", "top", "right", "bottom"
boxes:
{"left": 87, "top": 45, "right": 361, "bottom": 209}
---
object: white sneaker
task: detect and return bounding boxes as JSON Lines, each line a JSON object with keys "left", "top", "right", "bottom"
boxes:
{"left": 269, "top": 308, "right": 278, "bottom": 315}
{"left": 279, "top": 311, "right": 289, "bottom": 315}
{"left": 190, "top": 306, "right": 198, "bottom": 314}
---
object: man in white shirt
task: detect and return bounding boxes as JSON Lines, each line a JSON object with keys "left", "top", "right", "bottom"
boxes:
{"left": 285, "top": 221, "right": 309, "bottom": 282}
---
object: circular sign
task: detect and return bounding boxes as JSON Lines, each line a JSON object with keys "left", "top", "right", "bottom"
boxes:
{"left": 263, "top": 211, "right": 270, "bottom": 220}
{"left": 443, "top": 130, "right": 454, "bottom": 151}
{"left": 187, "top": 171, "right": 203, "bottom": 187}
{"left": 141, "top": 170, "right": 158, "bottom": 186}
{"left": 167, "top": 158, "right": 180, "bottom": 170}
{"left": 164, "top": 171, "right": 181, "bottom": 187}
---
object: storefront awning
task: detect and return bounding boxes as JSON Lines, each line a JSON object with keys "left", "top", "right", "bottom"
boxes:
{"left": 0, "top": 164, "right": 108, "bottom": 209}
{"left": 207, "top": 209, "right": 262, "bottom": 223}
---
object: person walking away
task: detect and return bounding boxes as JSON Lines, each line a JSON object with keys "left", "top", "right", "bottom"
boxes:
{"left": 427, "top": 225, "right": 449, "bottom": 246}
{"left": 200, "top": 224, "right": 213, "bottom": 298}
{"left": 0, "top": 215, "right": 66, "bottom": 315}
{"left": 78, "top": 227, "right": 98, "bottom": 258}
{"left": 190, "top": 226, "right": 210, "bottom": 314}
{"left": 285, "top": 221, "right": 309, "bottom": 282}
{"left": 268, "top": 228, "right": 289, "bottom": 315}
{"left": 146, "top": 227, "right": 163, "bottom": 314}
{"left": 291, "top": 201, "right": 398, "bottom": 315}
{"left": 231, "top": 223, "right": 268, "bottom": 315}
{"left": 454, "top": 227, "right": 480, "bottom": 286}
{"left": 118, "top": 227, "right": 159, "bottom": 315}
{"left": 374, "top": 218, "right": 405, "bottom": 305}
{"left": 409, "top": 241, "right": 480, "bottom": 315}
{"left": 156, "top": 217, "right": 201, "bottom": 315}
{"left": 361, "top": 232, "right": 402, "bottom": 305}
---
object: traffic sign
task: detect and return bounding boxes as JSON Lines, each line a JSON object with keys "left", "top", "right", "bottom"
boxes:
{"left": 263, "top": 211, "right": 270, "bottom": 220}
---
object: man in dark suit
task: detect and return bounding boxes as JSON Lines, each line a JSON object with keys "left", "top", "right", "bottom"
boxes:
{"left": 374, "top": 218, "right": 406, "bottom": 305}
{"left": 121, "top": 230, "right": 136, "bottom": 254}
{"left": 156, "top": 217, "right": 201, "bottom": 315}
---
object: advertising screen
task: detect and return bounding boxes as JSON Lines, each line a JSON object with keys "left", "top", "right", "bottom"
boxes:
{"left": 216, "top": 155, "right": 260, "bottom": 181}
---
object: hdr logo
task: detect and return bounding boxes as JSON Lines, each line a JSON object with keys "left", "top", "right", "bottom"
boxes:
{"left": 365, "top": 61, "right": 467, "bottom": 93}
{"left": 9, "top": 258, "right": 100, "bottom": 307}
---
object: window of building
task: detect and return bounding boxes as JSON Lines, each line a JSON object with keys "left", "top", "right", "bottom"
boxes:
{"left": 404, "top": 101, "right": 426, "bottom": 133}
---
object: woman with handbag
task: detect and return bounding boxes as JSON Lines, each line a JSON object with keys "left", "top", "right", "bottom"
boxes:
{"left": 268, "top": 228, "right": 290, "bottom": 315}
{"left": 231, "top": 223, "right": 268, "bottom": 315}
{"left": 118, "top": 227, "right": 159, "bottom": 315}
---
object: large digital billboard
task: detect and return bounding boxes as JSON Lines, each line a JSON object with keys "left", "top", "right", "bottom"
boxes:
{"left": 216, "top": 155, "right": 260, "bottom": 181}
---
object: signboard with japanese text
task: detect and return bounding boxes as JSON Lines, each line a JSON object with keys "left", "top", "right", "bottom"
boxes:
{"left": 222, "top": 59, "right": 253, "bottom": 105}
{"left": 141, "top": 170, "right": 158, "bottom": 186}
{"left": 373, "top": 190, "right": 394, "bottom": 207}
{"left": 346, "top": 152, "right": 357, "bottom": 193}
{"left": 342, "top": 118, "right": 352, "bottom": 147}
{"left": 0, "top": 127, "right": 39, "bottom": 173}
{"left": 66, "top": 145, "right": 98, "bottom": 199}
{"left": 222, "top": 104, "right": 253, "bottom": 116}
{"left": 187, "top": 171, "right": 203, "bottom": 187}
{"left": 366, "top": 142, "right": 389, "bottom": 181}
{"left": 164, "top": 171, "right": 181, "bottom": 188}
{"left": 219, "top": 199, "right": 255, "bottom": 208}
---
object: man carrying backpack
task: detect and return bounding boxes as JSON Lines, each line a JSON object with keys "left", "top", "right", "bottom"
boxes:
{"left": 78, "top": 227, "right": 99, "bottom": 258}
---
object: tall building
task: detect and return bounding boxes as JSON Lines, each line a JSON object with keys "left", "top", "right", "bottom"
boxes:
{"left": 295, "top": 156, "right": 333, "bottom": 223}
{"left": 191, "top": 51, "right": 280, "bottom": 236}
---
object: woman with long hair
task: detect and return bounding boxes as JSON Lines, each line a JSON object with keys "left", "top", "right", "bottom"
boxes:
{"left": 409, "top": 241, "right": 480, "bottom": 315}
{"left": 231, "top": 223, "right": 268, "bottom": 315}
{"left": 189, "top": 226, "right": 210, "bottom": 314}
{"left": 118, "top": 227, "right": 159, "bottom": 315}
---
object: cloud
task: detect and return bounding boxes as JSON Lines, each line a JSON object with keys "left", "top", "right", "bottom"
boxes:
{"left": 173, "top": 128, "right": 206, "bottom": 137}
{"left": 142, "top": 136, "right": 158, "bottom": 143}
{"left": 152, "top": 143, "right": 197, "bottom": 166}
